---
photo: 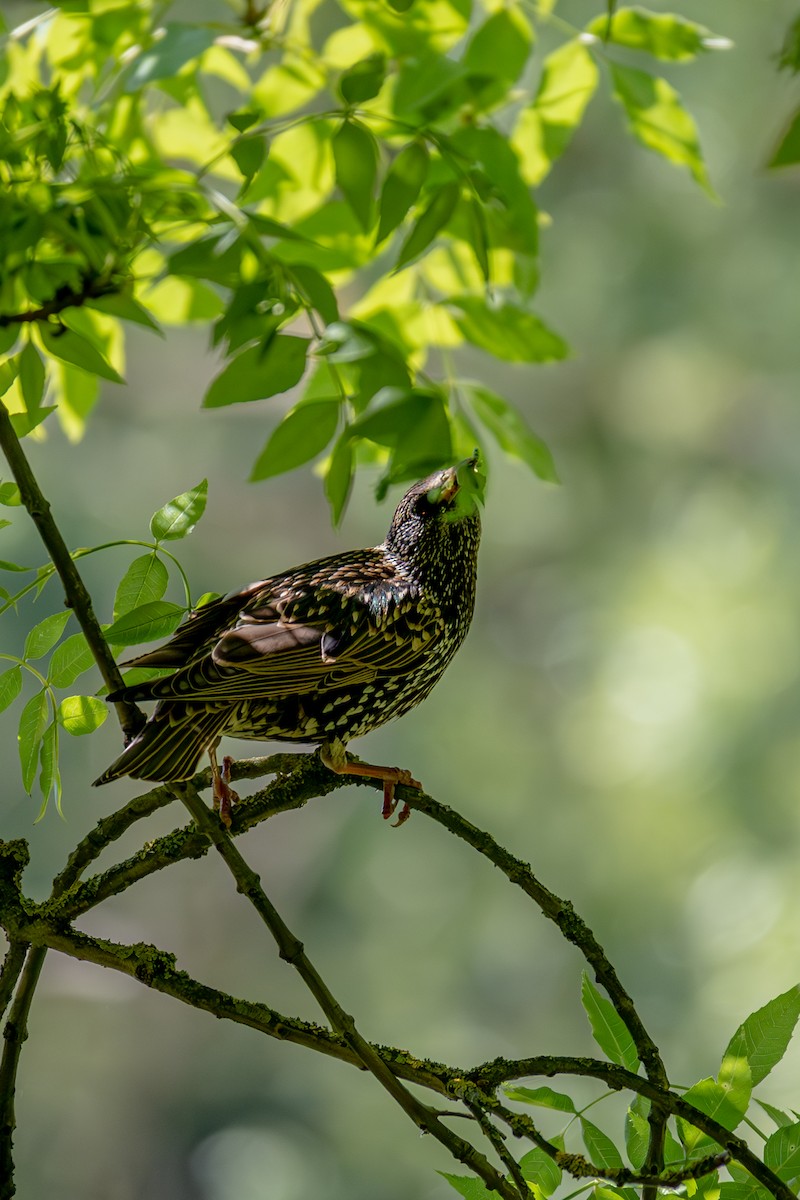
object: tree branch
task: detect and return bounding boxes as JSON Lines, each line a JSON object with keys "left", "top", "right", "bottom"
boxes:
{"left": 0, "top": 276, "right": 117, "bottom": 328}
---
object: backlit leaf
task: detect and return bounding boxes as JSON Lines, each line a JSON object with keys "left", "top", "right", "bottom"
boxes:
{"left": 39, "top": 322, "right": 124, "bottom": 384}
{"left": 48, "top": 633, "right": 95, "bottom": 688}
{"left": 105, "top": 601, "right": 185, "bottom": 646}
{"left": 519, "top": 1146, "right": 562, "bottom": 1196}
{"left": 723, "top": 986, "right": 800, "bottom": 1087}
{"left": 610, "top": 63, "right": 713, "bottom": 194}
{"left": 150, "top": 480, "right": 208, "bottom": 541}
{"left": 586, "top": 8, "right": 720, "bottom": 61}
{"left": 503, "top": 1085, "right": 575, "bottom": 1113}
{"left": 512, "top": 40, "right": 599, "bottom": 185}
{"left": 58, "top": 694, "right": 108, "bottom": 735}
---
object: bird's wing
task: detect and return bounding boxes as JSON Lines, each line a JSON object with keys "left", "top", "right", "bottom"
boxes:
{"left": 123, "top": 577, "right": 443, "bottom": 703}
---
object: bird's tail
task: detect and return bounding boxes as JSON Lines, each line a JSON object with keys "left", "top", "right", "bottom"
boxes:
{"left": 93, "top": 704, "right": 229, "bottom": 786}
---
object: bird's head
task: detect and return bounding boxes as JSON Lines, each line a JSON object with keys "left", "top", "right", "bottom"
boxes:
{"left": 383, "top": 457, "right": 484, "bottom": 586}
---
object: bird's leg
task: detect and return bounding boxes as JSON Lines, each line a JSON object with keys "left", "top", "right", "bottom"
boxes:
{"left": 209, "top": 743, "right": 239, "bottom": 828}
{"left": 320, "top": 742, "right": 420, "bottom": 827}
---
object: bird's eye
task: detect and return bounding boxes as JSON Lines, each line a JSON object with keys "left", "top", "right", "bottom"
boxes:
{"left": 415, "top": 493, "right": 437, "bottom": 517}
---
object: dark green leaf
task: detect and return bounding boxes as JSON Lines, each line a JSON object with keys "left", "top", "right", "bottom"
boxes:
{"left": 18, "top": 689, "right": 49, "bottom": 793}
{"left": 778, "top": 16, "right": 800, "bottom": 73}
{"left": 581, "top": 1118, "right": 624, "bottom": 1170}
{"left": 765, "top": 1122, "right": 800, "bottom": 1181}
{"left": 723, "top": 986, "right": 800, "bottom": 1088}
{"left": 0, "top": 328, "right": 19, "bottom": 356}
{"left": 769, "top": 105, "right": 800, "bottom": 169}
{"left": 349, "top": 388, "right": 452, "bottom": 474}
{"left": 289, "top": 264, "right": 339, "bottom": 324}
{"left": 105, "top": 601, "right": 185, "bottom": 647}
{"left": 581, "top": 972, "right": 641, "bottom": 1072}
{"left": 387, "top": 0, "right": 414, "bottom": 10}
{"left": 38, "top": 719, "right": 61, "bottom": 815}
{"left": 250, "top": 399, "right": 340, "bottom": 481}
{"left": 395, "top": 181, "right": 460, "bottom": 270}
{"left": 123, "top": 23, "right": 216, "bottom": 91}
{"left": 48, "top": 633, "right": 94, "bottom": 688}
{"left": 519, "top": 1146, "right": 562, "bottom": 1196}
{"left": 150, "top": 480, "right": 208, "bottom": 541}
{"left": 464, "top": 195, "right": 489, "bottom": 281}
{"left": 86, "top": 292, "right": 163, "bottom": 333}
{"left": 24, "top": 611, "right": 71, "bottom": 660}
{"left": 333, "top": 119, "right": 379, "bottom": 231}
{"left": 467, "top": 385, "right": 558, "bottom": 483}
{"left": 230, "top": 133, "right": 268, "bottom": 182}
{"left": 450, "top": 298, "right": 568, "bottom": 363}
{"left": 339, "top": 54, "right": 387, "bottom": 104}
{"left": 39, "top": 322, "right": 124, "bottom": 384}
{"left": 586, "top": 8, "right": 719, "bottom": 61}
{"left": 464, "top": 8, "right": 533, "bottom": 84}
{"left": 114, "top": 553, "right": 169, "bottom": 620}
{"left": 18, "top": 341, "right": 45, "bottom": 411}
{"left": 203, "top": 337, "right": 310, "bottom": 408}
{"left": 58, "top": 694, "right": 108, "bottom": 736}
{"left": 228, "top": 109, "right": 261, "bottom": 132}
{"left": 610, "top": 63, "right": 713, "bottom": 194}
{"left": 324, "top": 435, "right": 353, "bottom": 525}
{"left": 503, "top": 1085, "right": 575, "bottom": 1113}
{"left": 376, "top": 141, "right": 429, "bottom": 245}
{"left": 757, "top": 1100, "right": 794, "bottom": 1129}
{"left": 0, "top": 665, "right": 22, "bottom": 713}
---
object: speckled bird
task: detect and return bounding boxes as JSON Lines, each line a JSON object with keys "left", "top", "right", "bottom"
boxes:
{"left": 93, "top": 459, "right": 483, "bottom": 824}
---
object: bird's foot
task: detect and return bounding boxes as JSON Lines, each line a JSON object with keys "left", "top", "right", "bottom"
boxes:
{"left": 212, "top": 754, "right": 240, "bottom": 828}
{"left": 320, "top": 745, "right": 420, "bottom": 828}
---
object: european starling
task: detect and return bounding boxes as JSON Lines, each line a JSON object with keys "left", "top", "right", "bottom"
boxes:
{"left": 93, "top": 459, "right": 483, "bottom": 824}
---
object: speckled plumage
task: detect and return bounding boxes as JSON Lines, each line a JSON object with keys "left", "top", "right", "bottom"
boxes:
{"left": 93, "top": 461, "right": 482, "bottom": 807}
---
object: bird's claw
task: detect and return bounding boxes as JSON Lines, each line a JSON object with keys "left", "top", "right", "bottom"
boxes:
{"left": 382, "top": 769, "right": 421, "bottom": 827}
{"left": 213, "top": 754, "right": 240, "bottom": 828}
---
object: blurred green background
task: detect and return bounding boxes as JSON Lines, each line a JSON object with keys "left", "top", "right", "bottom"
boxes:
{"left": 3, "top": 2, "right": 800, "bottom": 1197}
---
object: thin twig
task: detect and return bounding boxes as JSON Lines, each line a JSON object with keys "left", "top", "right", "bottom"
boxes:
{"left": 0, "top": 943, "right": 27, "bottom": 1023}
{"left": 465, "top": 1101, "right": 529, "bottom": 1199}
{"left": 0, "top": 946, "right": 46, "bottom": 1200}
{"left": 0, "top": 276, "right": 117, "bottom": 328}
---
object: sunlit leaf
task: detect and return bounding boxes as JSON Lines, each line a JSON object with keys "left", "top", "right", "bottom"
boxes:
{"left": 39, "top": 322, "right": 124, "bottom": 384}
{"left": 610, "top": 63, "right": 714, "bottom": 194}
{"left": 0, "top": 483, "right": 21, "bottom": 506}
{"left": 58, "top": 694, "right": 108, "bottom": 735}
{"left": 586, "top": 8, "right": 721, "bottom": 61}
{"left": 512, "top": 39, "right": 599, "bottom": 185}
{"left": 464, "top": 8, "right": 533, "bottom": 84}
{"left": 519, "top": 1146, "right": 562, "bottom": 1196}
{"left": 86, "top": 293, "right": 163, "bottom": 334}
{"left": 723, "top": 986, "right": 800, "bottom": 1088}
{"left": 48, "top": 632, "right": 94, "bottom": 688}
{"left": 150, "top": 480, "right": 208, "bottom": 541}
{"left": 449, "top": 298, "right": 568, "bottom": 363}
{"left": 503, "top": 1085, "right": 575, "bottom": 1112}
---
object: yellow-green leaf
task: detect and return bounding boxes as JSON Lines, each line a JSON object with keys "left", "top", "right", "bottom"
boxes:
{"left": 512, "top": 39, "right": 599, "bottom": 186}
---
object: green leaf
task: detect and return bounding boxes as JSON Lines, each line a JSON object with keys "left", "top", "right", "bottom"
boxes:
{"left": 450, "top": 298, "right": 568, "bottom": 363}
{"left": 757, "top": 1100, "right": 794, "bottom": 1129}
{"left": 586, "top": 8, "right": 720, "bottom": 61}
{"left": 250, "top": 399, "right": 340, "bottom": 481}
{"left": 769, "top": 105, "right": 800, "bottom": 169}
{"left": 0, "top": 357, "right": 19, "bottom": 399}
{"left": 765, "top": 1121, "right": 800, "bottom": 1181}
{"left": 678, "top": 1076, "right": 749, "bottom": 1152}
{"left": 0, "top": 483, "right": 21, "bottom": 506}
{"left": 0, "top": 665, "right": 22, "bottom": 713}
{"left": 511, "top": 39, "right": 599, "bottom": 185}
{"left": 376, "top": 141, "right": 429, "bottom": 245}
{"left": 105, "top": 601, "right": 185, "bottom": 647}
{"left": 339, "top": 53, "right": 387, "bottom": 104}
{"left": 503, "top": 1085, "right": 576, "bottom": 1113}
{"left": 18, "top": 341, "right": 45, "bottom": 411}
{"left": 324, "top": 435, "right": 354, "bottom": 525}
{"left": 625, "top": 1097, "right": 649, "bottom": 1169}
{"left": 38, "top": 719, "right": 61, "bottom": 816}
{"left": 114, "top": 553, "right": 169, "bottom": 620}
{"left": 289, "top": 264, "right": 339, "bottom": 325}
{"left": 467, "top": 385, "right": 558, "bottom": 483}
{"left": 58, "top": 694, "right": 109, "bottom": 736}
{"left": 723, "top": 986, "right": 800, "bottom": 1088}
{"left": 519, "top": 1146, "right": 562, "bottom": 1196}
{"left": 48, "top": 633, "right": 94, "bottom": 688}
{"left": 39, "top": 322, "right": 124, "bottom": 384}
{"left": 464, "top": 8, "right": 533, "bottom": 84}
{"left": 150, "top": 480, "right": 208, "bottom": 541}
{"left": 18, "top": 690, "right": 49, "bottom": 793}
{"left": 203, "top": 337, "right": 310, "bottom": 408}
{"left": 609, "top": 63, "right": 714, "bottom": 194}
{"left": 395, "top": 181, "right": 460, "bottom": 270}
{"left": 230, "top": 133, "right": 268, "bottom": 182}
{"left": 86, "top": 292, "right": 163, "bottom": 334}
{"left": 332, "top": 119, "right": 378, "bottom": 231}
{"left": 581, "top": 972, "right": 641, "bottom": 1072}
{"left": 581, "top": 1118, "right": 624, "bottom": 1170}
{"left": 123, "top": 23, "right": 216, "bottom": 91}
{"left": 349, "top": 388, "right": 452, "bottom": 479}
{"left": 438, "top": 1173, "right": 494, "bottom": 1200}
{"left": 0, "top": 559, "right": 32, "bottom": 573}
{"left": 24, "top": 611, "right": 71, "bottom": 660}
